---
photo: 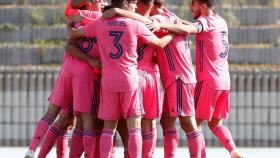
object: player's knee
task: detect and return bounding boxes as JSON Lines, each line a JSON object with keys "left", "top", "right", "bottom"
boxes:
{"left": 207, "top": 119, "right": 222, "bottom": 130}
{"left": 45, "top": 104, "right": 61, "bottom": 122}
{"left": 160, "top": 116, "right": 176, "bottom": 130}
{"left": 104, "top": 120, "right": 118, "bottom": 130}
{"left": 141, "top": 119, "right": 156, "bottom": 132}
{"left": 179, "top": 116, "right": 197, "bottom": 133}
{"left": 127, "top": 116, "right": 141, "bottom": 129}
{"left": 93, "top": 117, "right": 104, "bottom": 131}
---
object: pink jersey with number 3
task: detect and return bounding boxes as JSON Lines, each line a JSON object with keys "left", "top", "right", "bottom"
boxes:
{"left": 83, "top": 17, "right": 157, "bottom": 92}
{"left": 195, "top": 14, "right": 230, "bottom": 90}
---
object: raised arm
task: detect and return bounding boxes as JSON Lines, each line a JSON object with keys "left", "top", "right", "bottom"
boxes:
{"left": 147, "top": 22, "right": 199, "bottom": 35}
{"left": 150, "top": 33, "right": 174, "bottom": 48}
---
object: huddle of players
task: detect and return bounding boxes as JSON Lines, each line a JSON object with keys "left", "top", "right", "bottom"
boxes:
{"left": 24, "top": 0, "right": 243, "bottom": 158}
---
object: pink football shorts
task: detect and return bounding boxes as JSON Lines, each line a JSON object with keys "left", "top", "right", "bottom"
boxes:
{"left": 98, "top": 87, "right": 144, "bottom": 120}
{"left": 138, "top": 69, "right": 163, "bottom": 119}
{"left": 195, "top": 81, "right": 230, "bottom": 121}
{"left": 162, "top": 79, "right": 195, "bottom": 117}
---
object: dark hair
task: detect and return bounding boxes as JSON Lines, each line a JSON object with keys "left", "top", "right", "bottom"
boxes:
{"left": 138, "top": 0, "right": 154, "bottom": 5}
{"left": 111, "top": 0, "right": 138, "bottom": 8}
{"left": 103, "top": 5, "right": 114, "bottom": 12}
{"left": 153, "top": 0, "right": 163, "bottom": 8}
{"left": 197, "top": 0, "right": 214, "bottom": 8}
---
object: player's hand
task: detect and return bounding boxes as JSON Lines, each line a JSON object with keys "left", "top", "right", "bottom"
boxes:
{"left": 69, "top": 10, "right": 84, "bottom": 23}
{"left": 145, "top": 20, "right": 161, "bottom": 33}
{"left": 162, "top": 7, "right": 169, "bottom": 13}
{"left": 87, "top": 58, "right": 102, "bottom": 70}
{"left": 67, "top": 28, "right": 76, "bottom": 41}
{"left": 174, "top": 19, "right": 183, "bottom": 24}
{"left": 101, "top": 8, "right": 117, "bottom": 20}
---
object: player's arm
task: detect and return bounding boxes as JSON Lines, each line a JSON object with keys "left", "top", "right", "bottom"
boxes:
{"left": 71, "top": 0, "right": 91, "bottom": 9}
{"left": 147, "top": 22, "right": 199, "bottom": 35}
{"left": 150, "top": 33, "right": 174, "bottom": 48}
{"left": 68, "top": 10, "right": 95, "bottom": 23}
{"left": 65, "top": 40, "right": 101, "bottom": 68}
{"left": 179, "top": 19, "right": 193, "bottom": 25}
{"left": 68, "top": 27, "right": 85, "bottom": 39}
{"left": 102, "top": 8, "right": 152, "bottom": 24}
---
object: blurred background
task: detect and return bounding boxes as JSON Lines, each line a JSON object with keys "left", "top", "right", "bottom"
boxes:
{"left": 0, "top": 0, "right": 279, "bottom": 149}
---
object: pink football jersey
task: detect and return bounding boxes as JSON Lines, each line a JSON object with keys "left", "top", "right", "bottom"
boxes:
{"left": 151, "top": 11, "right": 196, "bottom": 88}
{"left": 63, "top": 10, "right": 102, "bottom": 81}
{"left": 137, "top": 38, "right": 159, "bottom": 72}
{"left": 83, "top": 17, "right": 157, "bottom": 92}
{"left": 195, "top": 14, "right": 230, "bottom": 90}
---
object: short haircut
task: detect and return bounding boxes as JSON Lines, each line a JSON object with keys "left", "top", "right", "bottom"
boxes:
{"left": 111, "top": 0, "right": 138, "bottom": 7}
{"left": 138, "top": 0, "right": 154, "bottom": 5}
{"left": 196, "top": 0, "right": 214, "bottom": 8}
{"left": 103, "top": 5, "right": 113, "bottom": 12}
{"left": 153, "top": 0, "right": 163, "bottom": 7}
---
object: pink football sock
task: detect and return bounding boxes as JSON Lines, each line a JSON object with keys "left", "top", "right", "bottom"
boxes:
{"left": 56, "top": 130, "right": 70, "bottom": 158}
{"left": 69, "top": 129, "right": 84, "bottom": 158}
{"left": 37, "top": 125, "right": 62, "bottom": 158}
{"left": 100, "top": 129, "right": 115, "bottom": 158}
{"left": 211, "top": 125, "right": 237, "bottom": 153}
{"left": 29, "top": 116, "right": 52, "bottom": 152}
{"left": 94, "top": 131, "right": 102, "bottom": 158}
{"left": 128, "top": 128, "right": 142, "bottom": 158}
{"left": 142, "top": 129, "right": 157, "bottom": 158}
{"left": 110, "top": 134, "right": 117, "bottom": 158}
{"left": 124, "top": 148, "right": 130, "bottom": 158}
{"left": 199, "top": 131, "right": 206, "bottom": 158}
{"left": 186, "top": 130, "right": 203, "bottom": 158}
{"left": 83, "top": 130, "right": 97, "bottom": 158}
{"left": 163, "top": 129, "right": 178, "bottom": 158}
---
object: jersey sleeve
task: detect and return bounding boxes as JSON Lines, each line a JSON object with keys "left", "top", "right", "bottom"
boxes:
{"left": 82, "top": 19, "right": 99, "bottom": 38}
{"left": 64, "top": 0, "right": 73, "bottom": 17}
{"left": 137, "top": 22, "right": 157, "bottom": 44}
{"left": 195, "top": 17, "right": 209, "bottom": 33}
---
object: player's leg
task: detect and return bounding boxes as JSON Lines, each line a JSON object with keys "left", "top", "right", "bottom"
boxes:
{"left": 179, "top": 116, "right": 203, "bottom": 158}
{"left": 177, "top": 82, "right": 204, "bottom": 158}
{"left": 196, "top": 118, "right": 206, "bottom": 158}
{"left": 127, "top": 116, "right": 142, "bottom": 158}
{"left": 140, "top": 70, "right": 161, "bottom": 158}
{"left": 110, "top": 133, "right": 117, "bottom": 158}
{"left": 116, "top": 118, "right": 129, "bottom": 158}
{"left": 69, "top": 115, "right": 84, "bottom": 158}
{"left": 93, "top": 116, "right": 104, "bottom": 158}
{"left": 81, "top": 113, "right": 96, "bottom": 158}
{"left": 55, "top": 114, "right": 74, "bottom": 158}
{"left": 195, "top": 81, "right": 216, "bottom": 158}
{"left": 160, "top": 112, "right": 177, "bottom": 158}
{"left": 208, "top": 90, "right": 243, "bottom": 158}
{"left": 141, "top": 118, "right": 157, "bottom": 158}
{"left": 100, "top": 120, "right": 118, "bottom": 158}
{"left": 24, "top": 104, "right": 61, "bottom": 158}
{"left": 37, "top": 111, "right": 73, "bottom": 158}
{"left": 122, "top": 90, "right": 143, "bottom": 158}
{"left": 160, "top": 82, "right": 179, "bottom": 158}
{"left": 98, "top": 89, "right": 120, "bottom": 158}
{"left": 73, "top": 79, "right": 100, "bottom": 158}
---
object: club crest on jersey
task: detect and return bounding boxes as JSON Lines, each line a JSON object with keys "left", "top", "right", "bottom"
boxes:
{"left": 220, "top": 31, "right": 229, "bottom": 58}
{"left": 78, "top": 37, "right": 97, "bottom": 54}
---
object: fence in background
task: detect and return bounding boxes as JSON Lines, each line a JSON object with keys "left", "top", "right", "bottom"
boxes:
{"left": 0, "top": 66, "right": 279, "bottom": 147}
